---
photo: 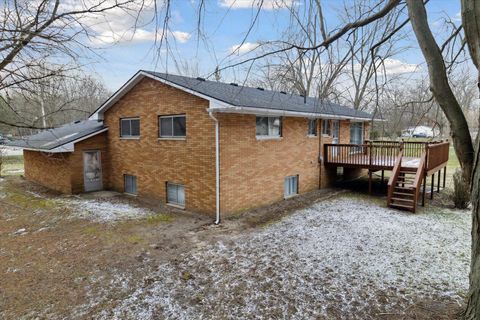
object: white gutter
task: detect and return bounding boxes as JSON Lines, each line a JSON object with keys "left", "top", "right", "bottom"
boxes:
{"left": 206, "top": 106, "right": 383, "bottom": 121}
{"left": 208, "top": 110, "right": 221, "bottom": 225}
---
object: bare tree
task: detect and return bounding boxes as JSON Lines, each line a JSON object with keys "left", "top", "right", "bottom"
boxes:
{"left": 0, "top": 0, "right": 145, "bottom": 129}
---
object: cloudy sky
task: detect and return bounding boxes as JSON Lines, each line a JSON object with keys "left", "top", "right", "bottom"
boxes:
{"left": 81, "top": 0, "right": 462, "bottom": 91}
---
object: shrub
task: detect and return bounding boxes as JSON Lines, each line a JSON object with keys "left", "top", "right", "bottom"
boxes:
{"left": 450, "top": 169, "right": 470, "bottom": 209}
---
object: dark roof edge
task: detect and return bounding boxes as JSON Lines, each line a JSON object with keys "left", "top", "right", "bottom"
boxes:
{"left": 9, "top": 127, "right": 108, "bottom": 153}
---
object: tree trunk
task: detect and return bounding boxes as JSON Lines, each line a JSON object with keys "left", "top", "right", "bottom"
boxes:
{"left": 466, "top": 135, "right": 480, "bottom": 317}
{"left": 406, "top": 0, "right": 474, "bottom": 180}
{"left": 461, "top": 0, "right": 480, "bottom": 318}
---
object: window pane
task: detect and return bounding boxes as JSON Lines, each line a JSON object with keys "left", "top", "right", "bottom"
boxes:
{"left": 125, "top": 175, "right": 137, "bottom": 194}
{"left": 269, "top": 117, "right": 281, "bottom": 136}
{"left": 121, "top": 119, "right": 130, "bottom": 136}
{"left": 130, "top": 119, "right": 140, "bottom": 136}
{"left": 256, "top": 117, "right": 268, "bottom": 136}
{"left": 308, "top": 119, "right": 317, "bottom": 135}
{"left": 167, "top": 183, "right": 177, "bottom": 203}
{"left": 177, "top": 185, "right": 185, "bottom": 205}
{"left": 173, "top": 116, "right": 186, "bottom": 137}
{"left": 160, "top": 117, "right": 173, "bottom": 137}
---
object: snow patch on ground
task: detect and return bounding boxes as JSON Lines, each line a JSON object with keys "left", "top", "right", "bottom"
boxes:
{"left": 64, "top": 198, "right": 154, "bottom": 222}
{"left": 99, "top": 198, "right": 470, "bottom": 319}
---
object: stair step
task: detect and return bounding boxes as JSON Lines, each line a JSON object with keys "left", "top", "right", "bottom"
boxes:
{"left": 390, "top": 203, "right": 414, "bottom": 210}
{"left": 394, "top": 186, "right": 414, "bottom": 191}
{"left": 391, "top": 197, "right": 414, "bottom": 203}
{"left": 393, "top": 191, "right": 414, "bottom": 197}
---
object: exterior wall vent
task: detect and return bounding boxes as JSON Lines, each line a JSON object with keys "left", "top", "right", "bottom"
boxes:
{"left": 230, "top": 83, "right": 238, "bottom": 86}
{"left": 196, "top": 77, "right": 206, "bottom": 81}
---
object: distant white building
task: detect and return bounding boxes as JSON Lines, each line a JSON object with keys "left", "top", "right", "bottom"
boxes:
{"left": 401, "top": 125, "right": 438, "bottom": 138}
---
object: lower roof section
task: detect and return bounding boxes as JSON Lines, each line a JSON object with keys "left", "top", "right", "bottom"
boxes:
{"left": 7, "top": 120, "right": 107, "bottom": 153}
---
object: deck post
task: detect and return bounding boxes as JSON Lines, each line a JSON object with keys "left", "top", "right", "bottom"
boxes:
{"left": 422, "top": 174, "right": 426, "bottom": 206}
{"left": 437, "top": 170, "right": 441, "bottom": 193}
{"left": 430, "top": 173, "right": 434, "bottom": 200}
{"left": 443, "top": 166, "right": 447, "bottom": 188}
{"left": 381, "top": 170, "right": 384, "bottom": 184}
{"left": 368, "top": 170, "right": 372, "bottom": 195}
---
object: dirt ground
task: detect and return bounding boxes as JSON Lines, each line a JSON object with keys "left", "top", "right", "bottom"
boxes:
{"left": 0, "top": 175, "right": 469, "bottom": 319}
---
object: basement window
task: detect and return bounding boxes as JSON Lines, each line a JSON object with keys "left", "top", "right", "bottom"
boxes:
{"left": 284, "top": 175, "right": 298, "bottom": 198}
{"left": 120, "top": 118, "right": 140, "bottom": 138}
{"left": 256, "top": 116, "right": 282, "bottom": 138}
{"left": 159, "top": 115, "right": 186, "bottom": 138}
{"left": 167, "top": 182, "right": 185, "bottom": 207}
{"left": 124, "top": 174, "right": 137, "bottom": 194}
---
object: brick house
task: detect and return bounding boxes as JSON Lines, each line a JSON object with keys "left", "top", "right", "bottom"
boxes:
{"left": 11, "top": 70, "right": 373, "bottom": 221}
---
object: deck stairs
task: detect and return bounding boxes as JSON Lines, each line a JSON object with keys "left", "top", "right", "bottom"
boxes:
{"left": 388, "top": 168, "right": 417, "bottom": 212}
{"left": 387, "top": 151, "right": 426, "bottom": 213}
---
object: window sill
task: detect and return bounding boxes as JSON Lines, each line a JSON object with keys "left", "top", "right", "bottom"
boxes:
{"left": 124, "top": 192, "right": 138, "bottom": 197}
{"left": 158, "top": 137, "right": 186, "bottom": 141}
{"left": 256, "top": 135, "right": 282, "bottom": 141}
{"left": 284, "top": 193, "right": 298, "bottom": 200}
{"left": 120, "top": 136, "right": 140, "bottom": 140}
{"left": 307, "top": 134, "right": 318, "bottom": 138}
{"left": 167, "top": 203, "right": 185, "bottom": 209}
{"left": 321, "top": 134, "right": 331, "bottom": 137}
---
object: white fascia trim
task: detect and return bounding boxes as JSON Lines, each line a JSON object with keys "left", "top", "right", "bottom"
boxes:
{"left": 206, "top": 106, "right": 375, "bottom": 121}
{"left": 22, "top": 128, "right": 109, "bottom": 153}
{"left": 90, "top": 71, "right": 232, "bottom": 120}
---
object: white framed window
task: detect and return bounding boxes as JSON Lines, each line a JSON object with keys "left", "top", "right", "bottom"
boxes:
{"left": 284, "top": 175, "right": 298, "bottom": 198}
{"left": 120, "top": 118, "right": 140, "bottom": 138}
{"left": 321, "top": 119, "right": 330, "bottom": 136}
{"left": 350, "top": 122, "right": 364, "bottom": 144}
{"left": 167, "top": 182, "right": 185, "bottom": 207}
{"left": 124, "top": 174, "right": 137, "bottom": 194}
{"left": 159, "top": 115, "right": 186, "bottom": 138}
{"left": 256, "top": 116, "right": 282, "bottom": 137}
{"left": 308, "top": 119, "right": 317, "bottom": 136}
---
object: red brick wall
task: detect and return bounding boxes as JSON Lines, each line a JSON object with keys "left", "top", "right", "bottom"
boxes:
{"left": 218, "top": 114, "right": 320, "bottom": 214}
{"left": 23, "top": 150, "right": 72, "bottom": 193}
{"left": 23, "top": 132, "right": 109, "bottom": 194}
{"left": 103, "top": 77, "right": 216, "bottom": 214}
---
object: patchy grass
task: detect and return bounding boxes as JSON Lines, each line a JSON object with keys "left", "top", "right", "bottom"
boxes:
{"left": 1, "top": 155, "right": 24, "bottom": 176}
{"left": 144, "top": 213, "right": 175, "bottom": 224}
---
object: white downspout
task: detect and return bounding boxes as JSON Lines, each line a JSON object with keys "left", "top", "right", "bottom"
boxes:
{"left": 208, "top": 111, "right": 221, "bottom": 224}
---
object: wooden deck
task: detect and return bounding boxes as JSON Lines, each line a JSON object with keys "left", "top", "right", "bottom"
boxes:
{"left": 323, "top": 140, "right": 450, "bottom": 212}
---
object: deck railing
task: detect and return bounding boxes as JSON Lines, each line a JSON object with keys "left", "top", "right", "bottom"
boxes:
{"left": 324, "top": 140, "right": 449, "bottom": 170}
{"left": 426, "top": 141, "right": 449, "bottom": 171}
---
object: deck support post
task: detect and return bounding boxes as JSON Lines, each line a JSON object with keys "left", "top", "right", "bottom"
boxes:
{"left": 422, "top": 175, "right": 426, "bottom": 206}
{"left": 437, "top": 170, "right": 441, "bottom": 193}
{"left": 368, "top": 170, "right": 372, "bottom": 195}
{"left": 381, "top": 170, "right": 384, "bottom": 184}
{"left": 443, "top": 166, "right": 447, "bottom": 188}
{"left": 430, "top": 174, "right": 434, "bottom": 200}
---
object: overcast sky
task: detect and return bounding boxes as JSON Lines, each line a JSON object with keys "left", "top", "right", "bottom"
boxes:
{"left": 83, "top": 0, "right": 463, "bottom": 92}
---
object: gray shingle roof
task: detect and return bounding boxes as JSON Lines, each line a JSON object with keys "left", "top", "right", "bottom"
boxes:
{"left": 7, "top": 120, "right": 106, "bottom": 151}
{"left": 143, "top": 70, "right": 374, "bottom": 119}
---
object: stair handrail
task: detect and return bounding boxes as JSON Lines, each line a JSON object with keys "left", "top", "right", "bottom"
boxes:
{"left": 412, "top": 152, "right": 427, "bottom": 212}
{"left": 387, "top": 149, "right": 404, "bottom": 206}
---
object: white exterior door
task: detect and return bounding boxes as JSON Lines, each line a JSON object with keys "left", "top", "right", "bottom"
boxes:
{"left": 83, "top": 150, "right": 103, "bottom": 192}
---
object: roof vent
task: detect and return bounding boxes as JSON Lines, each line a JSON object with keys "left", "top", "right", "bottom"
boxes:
{"left": 230, "top": 82, "right": 238, "bottom": 86}
{"left": 196, "top": 77, "right": 206, "bottom": 81}
{"left": 74, "top": 120, "right": 81, "bottom": 124}
{"left": 257, "top": 87, "right": 265, "bottom": 91}
{"left": 280, "top": 91, "right": 287, "bottom": 94}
